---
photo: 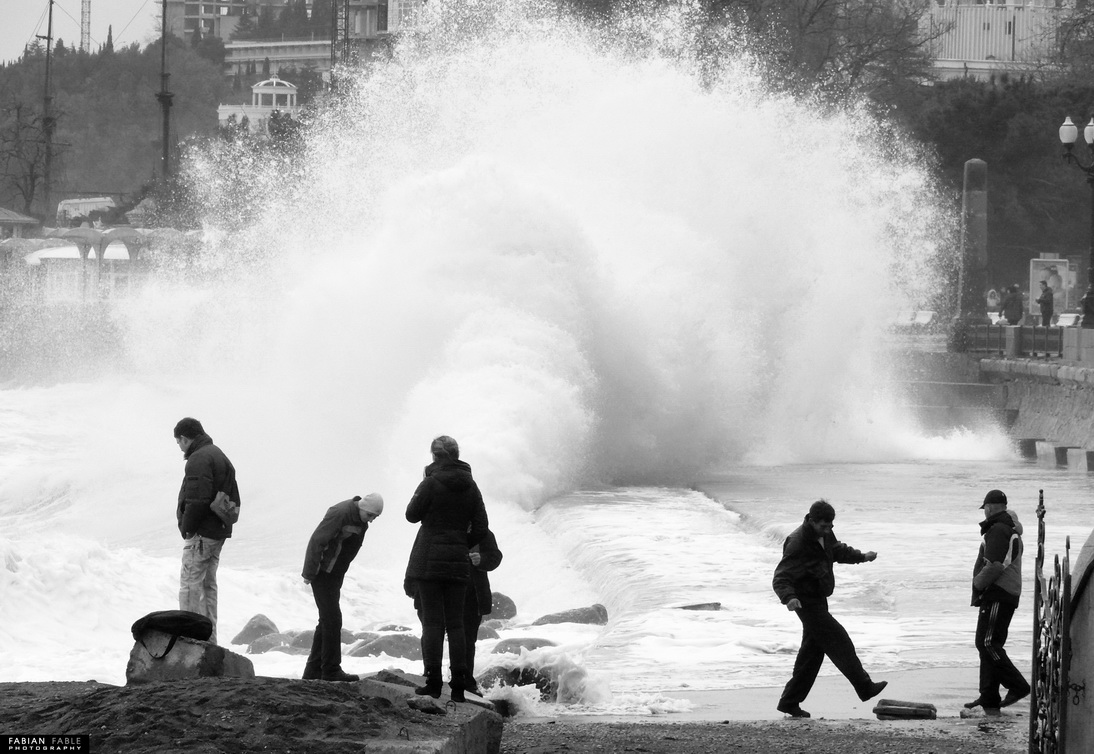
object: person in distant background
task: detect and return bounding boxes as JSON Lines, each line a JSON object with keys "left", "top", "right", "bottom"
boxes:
{"left": 1000, "top": 285, "right": 1024, "bottom": 325}
{"left": 301, "top": 494, "right": 384, "bottom": 682}
{"left": 964, "top": 489, "right": 1030, "bottom": 716}
{"left": 1036, "top": 279, "right": 1054, "bottom": 325}
{"left": 771, "top": 500, "right": 887, "bottom": 719}
{"left": 174, "top": 417, "right": 240, "bottom": 644}
{"left": 463, "top": 529, "right": 503, "bottom": 696}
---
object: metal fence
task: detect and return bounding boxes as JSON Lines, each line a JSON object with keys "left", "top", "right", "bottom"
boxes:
{"left": 1031, "top": 492, "right": 1072, "bottom": 754}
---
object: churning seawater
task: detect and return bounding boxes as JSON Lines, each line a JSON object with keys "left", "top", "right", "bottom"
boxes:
{"left": 2, "top": 0, "right": 1087, "bottom": 717}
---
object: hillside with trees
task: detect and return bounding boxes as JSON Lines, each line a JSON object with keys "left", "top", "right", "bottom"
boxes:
{"left": 0, "top": 35, "right": 228, "bottom": 220}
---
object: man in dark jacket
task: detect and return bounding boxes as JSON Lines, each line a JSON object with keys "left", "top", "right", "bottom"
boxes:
{"left": 174, "top": 417, "right": 240, "bottom": 644}
{"left": 771, "top": 500, "right": 887, "bottom": 718}
{"left": 301, "top": 494, "right": 384, "bottom": 682}
{"left": 1036, "top": 279, "right": 1054, "bottom": 325}
{"left": 463, "top": 529, "right": 502, "bottom": 696}
{"left": 404, "top": 435, "right": 489, "bottom": 702}
{"left": 964, "top": 489, "right": 1029, "bottom": 715}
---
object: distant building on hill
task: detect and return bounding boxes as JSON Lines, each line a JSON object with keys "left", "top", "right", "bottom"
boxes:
{"left": 166, "top": 0, "right": 424, "bottom": 82}
{"left": 920, "top": 0, "right": 1063, "bottom": 81}
{"left": 165, "top": 1, "right": 422, "bottom": 47}
{"left": 217, "top": 75, "right": 302, "bottom": 132}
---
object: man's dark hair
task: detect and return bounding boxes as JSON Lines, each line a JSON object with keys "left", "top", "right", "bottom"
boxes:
{"left": 430, "top": 435, "right": 460, "bottom": 460}
{"left": 173, "top": 417, "right": 205, "bottom": 439}
{"left": 807, "top": 499, "right": 836, "bottom": 523}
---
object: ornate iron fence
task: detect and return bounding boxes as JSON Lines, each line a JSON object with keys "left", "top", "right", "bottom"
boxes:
{"left": 1030, "top": 491, "right": 1072, "bottom": 754}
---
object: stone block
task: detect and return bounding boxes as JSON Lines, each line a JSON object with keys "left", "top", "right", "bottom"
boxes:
{"left": 126, "top": 629, "right": 255, "bottom": 684}
{"left": 1067, "top": 448, "right": 1094, "bottom": 472}
{"left": 1017, "top": 439, "right": 1041, "bottom": 459}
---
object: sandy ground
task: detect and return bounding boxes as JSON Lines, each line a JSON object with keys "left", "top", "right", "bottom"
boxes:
{"left": 500, "top": 667, "right": 1028, "bottom": 753}
{"left": 0, "top": 667, "right": 1029, "bottom": 754}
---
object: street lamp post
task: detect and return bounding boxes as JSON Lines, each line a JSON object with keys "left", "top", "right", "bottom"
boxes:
{"left": 1058, "top": 116, "right": 1094, "bottom": 327}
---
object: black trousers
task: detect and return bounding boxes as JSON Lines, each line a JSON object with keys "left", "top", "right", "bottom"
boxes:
{"left": 779, "top": 598, "right": 872, "bottom": 705}
{"left": 304, "top": 572, "right": 344, "bottom": 677}
{"left": 463, "top": 586, "right": 484, "bottom": 678}
{"left": 975, "top": 600, "right": 1029, "bottom": 705}
{"left": 418, "top": 580, "right": 468, "bottom": 674}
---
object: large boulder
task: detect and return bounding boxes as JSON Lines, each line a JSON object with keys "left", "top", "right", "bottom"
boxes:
{"left": 127, "top": 630, "right": 255, "bottom": 684}
{"left": 347, "top": 634, "right": 422, "bottom": 661}
{"left": 489, "top": 592, "right": 517, "bottom": 620}
{"left": 477, "top": 624, "right": 500, "bottom": 640}
{"left": 531, "top": 604, "right": 608, "bottom": 626}
{"left": 491, "top": 638, "right": 556, "bottom": 654}
{"left": 231, "top": 614, "right": 278, "bottom": 645}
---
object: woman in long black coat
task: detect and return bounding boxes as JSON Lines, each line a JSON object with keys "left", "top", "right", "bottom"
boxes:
{"left": 404, "top": 435, "right": 489, "bottom": 701}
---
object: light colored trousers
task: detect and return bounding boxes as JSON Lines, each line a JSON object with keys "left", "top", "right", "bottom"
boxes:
{"left": 179, "top": 535, "right": 224, "bottom": 643}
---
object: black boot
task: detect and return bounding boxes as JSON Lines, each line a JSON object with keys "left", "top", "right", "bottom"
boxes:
{"left": 415, "top": 667, "right": 442, "bottom": 699}
{"left": 449, "top": 669, "right": 467, "bottom": 703}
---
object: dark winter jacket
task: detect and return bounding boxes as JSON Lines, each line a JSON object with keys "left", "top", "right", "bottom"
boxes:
{"left": 772, "top": 517, "right": 870, "bottom": 605}
{"left": 972, "top": 510, "right": 1023, "bottom": 608}
{"left": 468, "top": 530, "right": 503, "bottom": 616}
{"left": 1001, "top": 292, "right": 1023, "bottom": 325}
{"left": 301, "top": 497, "right": 371, "bottom": 582}
{"left": 177, "top": 434, "right": 240, "bottom": 540}
{"left": 404, "top": 460, "right": 489, "bottom": 586}
{"left": 1037, "top": 286, "right": 1054, "bottom": 321}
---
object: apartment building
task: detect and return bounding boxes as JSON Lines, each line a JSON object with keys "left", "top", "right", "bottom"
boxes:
{"left": 921, "top": 0, "right": 1065, "bottom": 81}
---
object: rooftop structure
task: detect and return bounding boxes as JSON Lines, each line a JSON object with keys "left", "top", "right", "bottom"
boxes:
{"left": 217, "top": 75, "right": 302, "bottom": 132}
{"left": 921, "top": 0, "right": 1064, "bottom": 81}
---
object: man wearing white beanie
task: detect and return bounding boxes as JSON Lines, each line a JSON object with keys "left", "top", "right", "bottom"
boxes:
{"left": 301, "top": 493, "right": 384, "bottom": 681}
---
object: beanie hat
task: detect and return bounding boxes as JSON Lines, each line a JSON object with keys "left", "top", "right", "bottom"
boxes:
{"left": 358, "top": 493, "right": 384, "bottom": 517}
{"left": 981, "top": 489, "right": 1007, "bottom": 509}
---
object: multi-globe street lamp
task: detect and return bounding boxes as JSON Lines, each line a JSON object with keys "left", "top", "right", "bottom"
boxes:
{"left": 1058, "top": 116, "right": 1094, "bottom": 328}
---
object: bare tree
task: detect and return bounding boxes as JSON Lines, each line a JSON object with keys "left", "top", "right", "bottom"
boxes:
{"left": 707, "top": 0, "right": 942, "bottom": 97}
{"left": 0, "top": 101, "right": 49, "bottom": 216}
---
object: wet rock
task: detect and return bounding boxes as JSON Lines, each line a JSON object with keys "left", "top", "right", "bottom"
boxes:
{"left": 352, "top": 631, "right": 380, "bottom": 643}
{"left": 477, "top": 624, "right": 500, "bottom": 640}
{"left": 491, "top": 638, "right": 556, "bottom": 654}
{"left": 482, "top": 619, "right": 508, "bottom": 631}
{"left": 347, "top": 634, "right": 422, "bottom": 661}
{"left": 531, "top": 603, "right": 608, "bottom": 626}
{"left": 477, "top": 666, "right": 557, "bottom": 701}
{"left": 679, "top": 602, "right": 722, "bottom": 611}
{"left": 489, "top": 592, "right": 517, "bottom": 620}
{"left": 231, "top": 614, "right": 279, "bottom": 645}
{"left": 248, "top": 633, "right": 294, "bottom": 654}
{"left": 378, "top": 624, "right": 412, "bottom": 632}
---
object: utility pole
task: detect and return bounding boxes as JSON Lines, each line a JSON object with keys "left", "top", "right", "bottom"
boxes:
{"left": 81, "top": 0, "right": 91, "bottom": 53}
{"left": 37, "top": 0, "right": 56, "bottom": 223}
{"left": 155, "top": 0, "right": 174, "bottom": 178}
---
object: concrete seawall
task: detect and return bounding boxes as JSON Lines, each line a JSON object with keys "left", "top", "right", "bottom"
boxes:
{"left": 980, "top": 358, "right": 1094, "bottom": 469}
{"left": 896, "top": 346, "right": 1094, "bottom": 468}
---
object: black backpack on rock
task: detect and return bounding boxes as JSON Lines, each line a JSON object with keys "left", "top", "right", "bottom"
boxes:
{"left": 131, "top": 610, "right": 213, "bottom": 658}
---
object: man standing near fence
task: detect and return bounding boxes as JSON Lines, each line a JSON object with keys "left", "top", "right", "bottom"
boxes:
{"left": 965, "top": 489, "right": 1030, "bottom": 716}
